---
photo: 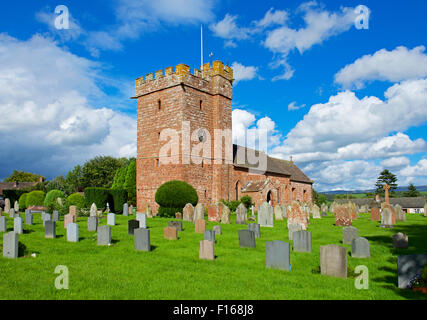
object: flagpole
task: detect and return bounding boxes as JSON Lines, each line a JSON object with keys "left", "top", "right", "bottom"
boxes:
{"left": 201, "top": 24, "right": 203, "bottom": 75}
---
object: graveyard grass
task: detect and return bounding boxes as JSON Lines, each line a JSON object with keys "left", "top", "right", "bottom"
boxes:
{"left": 1, "top": 212, "right": 427, "bottom": 300}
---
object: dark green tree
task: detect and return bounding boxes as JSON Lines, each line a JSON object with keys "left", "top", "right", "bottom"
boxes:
{"left": 404, "top": 183, "right": 420, "bottom": 197}
{"left": 313, "top": 190, "right": 328, "bottom": 206}
{"left": 4, "top": 170, "right": 44, "bottom": 182}
{"left": 64, "top": 165, "right": 83, "bottom": 194}
{"left": 124, "top": 159, "right": 136, "bottom": 205}
{"left": 80, "top": 156, "right": 127, "bottom": 188}
{"left": 112, "top": 166, "right": 127, "bottom": 190}
{"left": 375, "top": 169, "right": 398, "bottom": 195}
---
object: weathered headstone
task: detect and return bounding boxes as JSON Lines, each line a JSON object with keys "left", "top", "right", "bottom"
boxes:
{"left": 64, "top": 214, "right": 76, "bottom": 228}
{"left": 137, "top": 213, "right": 147, "bottom": 228}
{"left": 135, "top": 228, "right": 151, "bottom": 251}
{"left": 258, "top": 202, "right": 274, "bottom": 227}
{"left": 164, "top": 227, "right": 178, "bottom": 240}
{"left": 128, "top": 220, "right": 139, "bottom": 236}
{"left": 424, "top": 204, "right": 427, "bottom": 217}
{"left": 4, "top": 198, "right": 11, "bottom": 214}
{"left": 195, "top": 219, "right": 206, "bottom": 234}
{"left": 69, "top": 205, "right": 77, "bottom": 217}
{"left": 287, "top": 223, "right": 302, "bottom": 241}
{"left": 235, "top": 203, "right": 247, "bottom": 225}
{"left": 288, "top": 201, "right": 309, "bottom": 230}
{"left": 129, "top": 205, "right": 134, "bottom": 215}
{"left": 107, "top": 213, "right": 116, "bottom": 226}
{"left": 87, "top": 216, "right": 98, "bottom": 232}
{"left": 0, "top": 216, "right": 7, "bottom": 232}
{"left": 9, "top": 208, "right": 15, "bottom": 218}
{"left": 97, "top": 226, "right": 112, "bottom": 246}
{"left": 13, "top": 217, "right": 23, "bottom": 234}
{"left": 123, "top": 203, "right": 129, "bottom": 216}
{"left": 238, "top": 230, "right": 256, "bottom": 248}
{"left": 274, "top": 205, "right": 284, "bottom": 221}
{"left": 199, "top": 240, "right": 215, "bottom": 260}
{"left": 193, "top": 203, "right": 205, "bottom": 223}
{"left": 175, "top": 212, "right": 182, "bottom": 219}
{"left": 3, "top": 231, "right": 18, "bottom": 258}
{"left": 168, "top": 221, "right": 183, "bottom": 231}
{"left": 351, "top": 237, "right": 370, "bottom": 258}
{"left": 248, "top": 223, "right": 261, "bottom": 238}
{"left": 213, "top": 225, "right": 222, "bottom": 235}
{"left": 392, "top": 232, "right": 409, "bottom": 249}
{"left": 89, "top": 203, "right": 97, "bottom": 217}
{"left": 207, "top": 203, "right": 220, "bottom": 222}
{"left": 395, "top": 204, "right": 405, "bottom": 222}
{"left": 334, "top": 205, "right": 352, "bottom": 226}
{"left": 183, "top": 203, "right": 194, "bottom": 222}
{"left": 397, "top": 254, "right": 427, "bottom": 289}
{"left": 321, "top": 203, "right": 329, "bottom": 215}
{"left": 320, "top": 245, "right": 347, "bottom": 278}
{"left": 293, "top": 230, "right": 312, "bottom": 253}
{"left": 312, "top": 204, "right": 321, "bottom": 219}
{"left": 67, "top": 223, "right": 79, "bottom": 242}
{"left": 381, "top": 203, "right": 396, "bottom": 224}
{"left": 14, "top": 200, "right": 19, "bottom": 213}
{"left": 219, "top": 202, "right": 230, "bottom": 224}
{"left": 371, "top": 207, "right": 380, "bottom": 221}
{"left": 380, "top": 207, "right": 394, "bottom": 228}
{"left": 266, "top": 240, "right": 290, "bottom": 271}
{"left": 342, "top": 226, "right": 358, "bottom": 245}
{"left": 204, "top": 230, "right": 215, "bottom": 243}
{"left": 45, "top": 221, "right": 56, "bottom": 239}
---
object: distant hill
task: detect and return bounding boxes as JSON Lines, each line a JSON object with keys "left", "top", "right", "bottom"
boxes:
{"left": 321, "top": 186, "right": 427, "bottom": 195}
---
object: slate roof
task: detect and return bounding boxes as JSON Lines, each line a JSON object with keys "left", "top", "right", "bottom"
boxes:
{"left": 0, "top": 182, "right": 37, "bottom": 194}
{"left": 335, "top": 197, "right": 426, "bottom": 208}
{"left": 233, "top": 144, "right": 313, "bottom": 184}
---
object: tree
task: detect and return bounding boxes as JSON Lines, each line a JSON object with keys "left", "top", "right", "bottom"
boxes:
{"left": 375, "top": 169, "right": 398, "bottom": 195}
{"left": 313, "top": 190, "right": 328, "bottom": 206}
{"left": 404, "top": 183, "right": 420, "bottom": 197}
{"left": 112, "top": 166, "right": 127, "bottom": 190}
{"left": 124, "top": 159, "right": 136, "bottom": 205}
{"left": 4, "top": 170, "right": 44, "bottom": 182}
{"left": 64, "top": 165, "right": 83, "bottom": 194}
{"left": 80, "top": 156, "right": 128, "bottom": 189}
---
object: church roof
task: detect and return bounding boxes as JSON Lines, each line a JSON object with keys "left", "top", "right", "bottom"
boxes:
{"left": 232, "top": 144, "right": 313, "bottom": 184}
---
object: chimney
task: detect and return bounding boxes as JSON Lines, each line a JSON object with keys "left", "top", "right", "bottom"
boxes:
{"left": 14, "top": 181, "right": 18, "bottom": 188}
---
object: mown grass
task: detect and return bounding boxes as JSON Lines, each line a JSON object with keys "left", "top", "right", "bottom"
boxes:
{"left": 0, "top": 211, "right": 426, "bottom": 300}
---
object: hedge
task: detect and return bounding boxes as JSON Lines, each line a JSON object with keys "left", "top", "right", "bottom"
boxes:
{"left": 84, "top": 187, "right": 110, "bottom": 209}
{"left": 155, "top": 180, "right": 198, "bottom": 218}
{"left": 2, "top": 189, "right": 27, "bottom": 206}
{"left": 109, "top": 189, "right": 127, "bottom": 214}
{"left": 25, "top": 190, "right": 46, "bottom": 207}
{"left": 18, "top": 193, "right": 28, "bottom": 210}
{"left": 66, "top": 193, "right": 86, "bottom": 209}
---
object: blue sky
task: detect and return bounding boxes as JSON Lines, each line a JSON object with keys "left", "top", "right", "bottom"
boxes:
{"left": 0, "top": 0, "right": 426, "bottom": 191}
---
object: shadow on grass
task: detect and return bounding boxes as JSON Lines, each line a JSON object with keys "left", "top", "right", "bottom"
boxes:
{"left": 18, "top": 242, "right": 28, "bottom": 257}
{"left": 111, "top": 239, "right": 120, "bottom": 244}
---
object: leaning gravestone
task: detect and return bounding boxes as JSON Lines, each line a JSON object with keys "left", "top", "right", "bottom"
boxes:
{"left": 288, "top": 223, "right": 303, "bottom": 241}
{"left": 248, "top": 223, "right": 261, "bottom": 238}
{"left": 293, "top": 230, "right": 312, "bottom": 253}
{"left": 128, "top": 220, "right": 139, "bottom": 236}
{"left": 90, "top": 203, "right": 97, "bottom": 217}
{"left": 193, "top": 204, "right": 205, "bottom": 223}
{"left": 219, "top": 202, "right": 230, "bottom": 224}
{"left": 45, "top": 221, "right": 56, "bottom": 239}
{"left": 123, "top": 203, "right": 129, "bottom": 216}
{"left": 342, "top": 226, "right": 358, "bottom": 245}
{"left": 235, "top": 203, "right": 247, "bottom": 225}
{"left": 258, "top": 202, "right": 273, "bottom": 227}
{"left": 274, "top": 205, "right": 284, "bottom": 221}
{"left": 183, "top": 203, "right": 194, "bottom": 222}
{"left": 351, "top": 237, "right": 370, "bottom": 258}
{"left": 397, "top": 254, "right": 427, "bottom": 289}
{"left": 107, "top": 213, "right": 116, "bottom": 226}
{"left": 266, "top": 240, "right": 291, "bottom": 271}
{"left": 213, "top": 225, "right": 222, "bottom": 235}
{"left": 320, "top": 245, "right": 347, "bottom": 278}
{"left": 312, "top": 204, "right": 321, "bottom": 219}
{"left": 3, "top": 231, "right": 18, "bottom": 259}
{"left": 0, "top": 216, "right": 7, "bottom": 232}
{"left": 380, "top": 207, "right": 394, "bottom": 228}
{"left": 137, "top": 213, "right": 147, "bottom": 228}
{"left": 135, "top": 228, "right": 151, "bottom": 252}
{"left": 14, "top": 217, "right": 23, "bottom": 234}
{"left": 168, "top": 221, "right": 183, "bottom": 232}
{"left": 97, "top": 226, "right": 112, "bottom": 246}
{"left": 392, "top": 232, "right": 409, "bottom": 249}
{"left": 204, "top": 230, "right": 215, "bottom": 243}
{"left": 67, "top": 223, "right": 79, "bottom": 242}
{"left": 199, "top": 240, "right": 215, "bottom": 260}
{"left": 238, "top": 230, "right": 256, "bottom": 248}
{"left": 88, "top": 216, "right": 98, "bottom": 232}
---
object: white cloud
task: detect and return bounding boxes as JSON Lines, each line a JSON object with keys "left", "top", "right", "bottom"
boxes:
{"left": 288, "top": 101, "right": 306, "bottom": 111}
{"left": 231, "top": 62, "right": 259, "bottom": 84}
{"left": 35, "top": 7, "right": 83, "bottom": 42}
{"left": 0, "top": 34, "right": 136, "bottom": 180}
{"left": 381, "top": 157, "right": 410, "bottom": 169}
{"left": 399, "top": 159, "right": 427, "bottom": 179}
{"left": 335, "top": 46, "right": 427, "bottom": 89}
{"left": 209, "top": 14, "right": 251, "bottom": 41}
{"left": 255, "top": 8, "right": 289, "bottom": 28}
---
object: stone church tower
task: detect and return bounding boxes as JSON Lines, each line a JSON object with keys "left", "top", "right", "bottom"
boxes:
{"left": 134, "top": 61, "right": 234, "bottom": 212}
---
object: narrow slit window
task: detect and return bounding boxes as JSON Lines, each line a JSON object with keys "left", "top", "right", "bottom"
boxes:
{"left": 158, "top": 100, "right": 161, "bottom": 111}
{"left": 199, "top": 100, "right": 203, "bottom": 111}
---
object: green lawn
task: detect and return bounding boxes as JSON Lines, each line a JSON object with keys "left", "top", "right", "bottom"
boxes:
{"left": 0, "top": 211, "right": 426, "bottom": 300}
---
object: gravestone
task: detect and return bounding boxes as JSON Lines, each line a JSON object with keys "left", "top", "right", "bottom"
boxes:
{"left": 107, "top": 213, "right": 116, "bottom": 226}
{"left": 204, "top": 230, "right": 215, "bottom": 242}
{"left": 9, "top": 208, "right": 15, "bottom": 218}
{"left": 53, "top": 211, "right": 59, "bottom": 222}
{"left": 207, "top": 203, "right": 220, "bottom": 222}
{"left": 371, "top": 207, "right": 380, "bottom": 221}
{"left": 14, "top": 217, "right": 23, "bottom": 234}
{"left": 334, "top": 205, "right": 352, "bottom": 226}
{"left": 274, "top": 205, "right": 284, "bottom": 221}
{"left": 0, "top": 216, "right": 7, "bottom": 232}
{"left": 128, "top": 220, "right": 139, "bottom": 236}
{"left": 129, "top": 205, "right": 134, "bottom": 215}
{"left": 321, "top": 203, "right": 329, "bottom": 215}
{"left": 397, "top": 254, "right": 427, "bottom": 289}
{"left": 395, "top": 204, "right": 405, "bottom": 222}
{"left": 312, "top": 204, "right": 321, "bottom": 219}
{"left": 67, "top": 223, "right": 79, "bottom": 242}
{"left": 248, "top": 223, "right": 261, "bottom": 238}
{"left": 3, "top": 231, "right": 18, "bottom": 258}
{"left": 219, "top": 202, "right": 230, "bottom": 224}
{"left": 123, "top": 203, "right": 129, "bottom": 216}
{"left": 320, "top": 245, "right": 347, "bottom": 278}
{"left": 43, "top": 213, "right": 51, "bottom": 227}
{"left": 195, "top": 219, "right": 206, "bottom": 234}
{"left": 88, "top": 216, "right": 98, "bottom": 232}
{"left": 4, "top": 198, "right": 10, "bottom": 214}
{"left": 64, "top": 214, "right": 76, "bottom": 229}
{"left": 392, "top": 232, "right": 409, "bottom": 249}
{"left": 98, "top": 226, "right": 112, "bottom": 246}
{"left": 193, "top": 203, "right": 205, "bottom": 223}
{"left": 164, "top": 227, "right": 178, "bottom": 240}
{"left": 199, "top": 240, "right": 215, "bottom": 260}
{"left": 45, "top": 221, "right": 56, "bottom": 239}
{"left": 235, "top": 203, "right": 247, "bottom": 225}
{"left": 90, "top": 203, "right": 97, "bottom": 217}
{"left": 168, "top": 221, "right": 182, "bottom": 232}
{"left": 213, "top": 225, "right": 222, "bottom": 235}
{"left": 424, "top": 204, "right": 427, "bottom": 217}
{"left": 69, "top": 205, "right": 77, "bottom": 217}
{"left": 0, "top": 207, "right": 2, "bottom": 216}
{"left": 175, "top": 212, "right": 182, "bottom": 219}
{"left": 266, "top": 240, "right": 290, "bottom": 271}
{"left": 351, "top": 237, "right": 370, "bottom": 258}
{"left": 380, "top": 207, "right": 394, "bottom": 228}
{"left": 293, "top": 230, "right": 312, "bottom": 253}
{"left": 288, "top": 223, "right": 303, "bottom": 241}
{"left": 258, "top": 202, "right": 273, "bottom": 227}
{"left": 135, "top": 228, "right": 151, "bottom": 251}
{"left": 381, "top": 203, "right": 396, "bottom": 224}
{"left": 238, "top": 230, "right": 256, "bottom": 248}
{"left": 249, "top": 205, "right": 256, "bottom": 221}
{"left": 137, "top": 213, "right": 147, "bottom": 228}
{"left": 183, "top": 203, "right": 194, "bottom": 222}
{"left": 14, "top": 200, "right": 19, "bottom": 213}
{"left": 342, "top": 226, "right": 358, "bottom": 245}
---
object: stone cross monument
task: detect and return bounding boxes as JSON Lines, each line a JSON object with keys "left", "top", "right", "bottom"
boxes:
{"left": 383, "top": 184, "right": 390, "bottom": 204}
